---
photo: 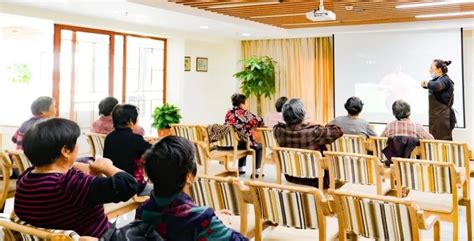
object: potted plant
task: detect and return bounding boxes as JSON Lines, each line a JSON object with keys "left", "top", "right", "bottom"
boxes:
{"left": 233, "top": 56, "right": 276, "bottom": 116}
{"left": 152, "top": 103, "right": 182, "bottom": 137}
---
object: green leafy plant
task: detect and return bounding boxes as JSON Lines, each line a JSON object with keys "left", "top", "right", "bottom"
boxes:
{"left": 233, "top": 56, "right": 276, "bottom": 116}
{"left": 6, "top": 64, "right": 32, "bottom": 84}
{"left": 152, "top": 103, "right": 182, "bottom": 130}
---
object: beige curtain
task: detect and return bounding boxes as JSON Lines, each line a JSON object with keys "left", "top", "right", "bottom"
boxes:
{"left": 241, "top": 37, "right": 334, "bottom": 123}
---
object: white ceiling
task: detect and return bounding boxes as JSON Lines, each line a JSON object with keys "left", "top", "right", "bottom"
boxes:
{"left": 0, "top": 0, "right": 472, "bottom": 41}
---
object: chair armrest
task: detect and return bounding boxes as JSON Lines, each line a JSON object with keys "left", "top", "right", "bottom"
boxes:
{"left": 133, "top": 195, "right": 150, "bottom": 203}
{"left": 417, "top": 211, "right": 439, "bottom": 230}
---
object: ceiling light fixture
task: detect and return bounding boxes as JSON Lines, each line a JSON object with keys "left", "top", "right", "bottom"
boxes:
{"left": 396, "top": 0, "right": 473, "bottom": 9}
{"left": 416, "top": 11, "right": 474, "bottom": 18}
{"left": 251, "top": 13, "right": 305, "bottom": 19}
{"left": 206, "top": 1, "right": 280, "bottom": 9}
{"left": 241, "top": 33, "right": 252, "bottom": 36}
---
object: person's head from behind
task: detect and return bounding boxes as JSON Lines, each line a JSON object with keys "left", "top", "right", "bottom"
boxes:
{"left": 144, "top": 136, "right": 197, "bottom": 197}
{"left": 344, "top": 97, "right": 364, "bottom": 116}
{"left": 275, "top": 96, "right": 288, "bottom": 113}
{"left": 98, "top": 97, "right": 119, "bottom": 116}
{"left": 112, "top": 104, "right": 139, "bottom": 129}
{"left": 23, "top": 118, "right": 80, "bottom": 167}
{"left": 231, "top": 93, "right": 247, "bottom": 110}
{"left": 282, "top": 98, "right": 306, "bottom": 125}
{"left": 392, "top": 100, "right": 411, "bottom": 120}
{"left": 431, "top": 59, "right": 452, "bottom": 77}
{"left": 31, "top": 96, "right": 56, "bottom": 118}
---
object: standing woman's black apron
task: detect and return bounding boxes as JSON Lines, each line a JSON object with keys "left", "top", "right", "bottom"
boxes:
{"left": 428, "top": 75, "right": 454, "bottom": 140}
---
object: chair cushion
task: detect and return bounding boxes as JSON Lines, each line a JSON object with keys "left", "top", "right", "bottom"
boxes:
{"left": 0, "top": 179, "right": 17, "bottom": 192}
{"left": 407, "top": 189, "right": 463, "bottom": 213}
{"left": 104, "top": 198, "right": 137, "bottom": 215}
{"left": 263, "top": 216, "right": 339, "bottom": 241}
{"left": 228, "top": 204, "right": 256, "bottom": 235}
{"left": 339, "top": 182, "right": 391, "bottom": 195}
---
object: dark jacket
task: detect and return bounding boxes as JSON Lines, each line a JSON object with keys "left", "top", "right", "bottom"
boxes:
{"left": 382, "top": 136, "right": 419, "bottom": 166}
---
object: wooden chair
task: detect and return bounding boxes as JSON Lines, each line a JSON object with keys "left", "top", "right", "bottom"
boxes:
{"left": 207, "top": 128, "right": 257, "bottom": 178}
{"left": 8, "top": 150, "right": 32, "bottom": 174}
{"left": 330, "top": 189, "right": 440, "bottom": 241}
{"left": 189, "top": 175, "right": 254, "bottom": 237}
{"left": 392, "top": 157, "right": 472, "bottom": 241}
{"left": 170, "top": 124, "right": 206, "bottom": 142}
{"left": 104, "top": 195, "right": 149, "bottom": 220}
{"left": 245, "top": 180, "right": 338, "bottom": 241}
{"left": 0, "top": 216, "right": 85, "bottom": 241}
{"left": 367, "top": 136, "right": 388, "bottom": 164}
{"left": 83, "top": 132, "right": 106, "bottom": 158}
{"left": 0, "top": 152, "right": 17, "bottom": 211}
{"left": 324, "top": 151, "right": 389, "bottom": 195}
{"left": 419, "top": 139, "right": 471, "bottom": 178}
{"left": 272, "top": 147, "right": 325, "bottom": 190}
{"left": 256, "top": 128, "right": 278, "bottom": 177}
{"left": 193, "top": 141, "right": 238, "bottom": 177}
{"left": 328, "top": 134, "right": 367, "bottom": 154}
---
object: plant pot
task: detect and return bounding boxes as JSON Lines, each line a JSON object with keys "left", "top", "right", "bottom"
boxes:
{"left": 158, "top": 128, "right": 172, "bottom": 137}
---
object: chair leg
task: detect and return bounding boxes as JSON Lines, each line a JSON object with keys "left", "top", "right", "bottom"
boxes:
{"left": 466, "top": 199, "right": 473, "bottom": 241}
{"left": 434, "top": 219, "right": 440, "bottom": 241}
{"left": 453, "top": 213, "right": 459, "bottom": 241}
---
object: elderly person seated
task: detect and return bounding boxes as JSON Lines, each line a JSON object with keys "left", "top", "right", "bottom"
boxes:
{"left": 225, "top": 93, "right": 265, "bottom": 177}
{"left": 12, "top": 96, "right": 56, "bottom": 150}
{"left": 91, "top": 96, "right": 145, "bottom": 135}
{"left": 263, "top": 96, "right": 288, "bottom": 127}
{"left": 381, "top": 100, "right": 434, "bottom": 139}
{"left": 329, "top": 96, "right": 377, "bottom": 137}
{"left": 136, "top": 136, "right": 248, "bottom": 241}
{"left": 14, "top": 118, "right": 138, "bottom": 239}
{"left": 273, "top": 98, "right": 343, "bottom": 188}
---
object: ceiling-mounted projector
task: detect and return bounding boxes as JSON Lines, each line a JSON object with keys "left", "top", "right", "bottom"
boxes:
{"left": 306, "top": 0, "right": 336, "bottom": 21}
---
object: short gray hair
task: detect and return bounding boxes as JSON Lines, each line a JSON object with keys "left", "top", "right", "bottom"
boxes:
{"left": 282, "top": 98, "right": 306, "bottom": 125}
{"left": 392, "top": 100, "right": 411, "bottom": 120}
{"left": 31, "top": 96, "right": 54, "bottom": 115}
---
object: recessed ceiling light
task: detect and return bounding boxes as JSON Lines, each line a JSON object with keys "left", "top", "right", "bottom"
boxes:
{"left": 416, "top": 11, "right": 474, "bottom": 18}
{"left": 199, "top": 25, "right": 209, "bottom": 29}
{"left": 241, "top": 33, "right": 252, "bottom": 37}
{"left": 396, "top": 0, "right": 473, "bottom": 9}
{"left": 207, "top": 1, "right": 280, "bottom": 9}
{"left": 251, "top": 13, "right": 305, "bottom": 19}
{"left": 345, "top": 5, "right": 354, "bottom": 11}
{"left": 282, "top": 21, "right": 341, "bottom": 27}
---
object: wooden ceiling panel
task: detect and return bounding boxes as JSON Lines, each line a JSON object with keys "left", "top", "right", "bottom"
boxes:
{"left": 167, "top": 0, "right": 474, "bottom": 29}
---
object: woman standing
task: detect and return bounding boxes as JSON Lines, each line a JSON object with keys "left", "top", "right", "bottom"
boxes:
{"left": 421, "top": 59, "right": 455, "bottom": 140}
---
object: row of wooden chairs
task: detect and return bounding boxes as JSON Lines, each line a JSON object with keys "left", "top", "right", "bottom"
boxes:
{"left": 189, "top": 173, "right": 442, "bottom": 241}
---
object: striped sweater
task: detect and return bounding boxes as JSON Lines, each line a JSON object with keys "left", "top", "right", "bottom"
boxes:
{"left": 14, "top": 167, "right": 109, "bottom": 237}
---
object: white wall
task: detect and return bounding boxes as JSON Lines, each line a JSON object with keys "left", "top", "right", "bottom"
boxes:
{"left": 181, "top": 40, "right": 241, "bottom": 124}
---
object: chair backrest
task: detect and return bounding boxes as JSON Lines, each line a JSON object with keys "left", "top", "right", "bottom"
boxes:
{"left": 170, "top": 124, "right": 205, "bottom": 143}
{"left": 272, "top": 147, "right": 324, "bottom": 179}
{"left": 0, "top": 216, "right": 80, "bottom": 241}
{"left": 9, "top": 150, "right": 32, "bottom": 174}
{"left": 324, "top": 151, "right": 382, "bottom": 192}
{"left": 331, "top": 190, "right": 420, "bottom": 241}
{"left": 0, "top": 151, "right": 16, "bottom": 209}
{"left": 392, "top": 157, "right": 457, "bottom": 196}
{"left": 419, "top": 139, "right": 470, "bottom": 169}
{"left": 192, "top": 141, "right": 209, "bottom": 168}
{"left": 329, "top": 134, "right": 367, "bottom": 154}
{"left": 83, "top": 132, "right": 106, "bottom": 158}
{"left": 257, "top": 128, "right": 278, "bottom": 150}
{"left": 215, "top": 128, "right": 240, "bottom": 148}
{"left": 367, "top": 136, "right": 388, "bottom": 162}
{"left": 245, "top": 181, "right": 326, "bottom": 230}
{"left": 190, "top": 175, "right": 242, "bottom": 215}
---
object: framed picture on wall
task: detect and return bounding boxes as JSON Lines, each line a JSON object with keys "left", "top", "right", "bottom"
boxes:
{"left": 184, "top": 56, "right": 191, "bottom": 71}
{"left": 196, "top": 57, "right": 208, "bottom": 72}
